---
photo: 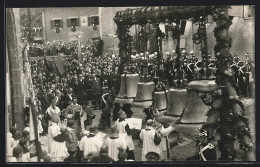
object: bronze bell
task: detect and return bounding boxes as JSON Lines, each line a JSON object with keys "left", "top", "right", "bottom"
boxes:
{"left": 153, "top": 90, "right": 169, "bottom": 112}
{"left": 177, "top": 88, "right": 209, "bottom": 124}
{"left": 132, "top": 82, "right": 155, "bottom": 108}
{"left": 114, "top": 74, "right": 140, "bottom": 104}
{"left": 166, "top": 88, "right": 188, "bottom": 118}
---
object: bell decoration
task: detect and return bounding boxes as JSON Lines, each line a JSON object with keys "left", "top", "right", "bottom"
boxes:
{"left": 114, "top": 74, "right": 140, "bottom": 104}
{"left": 153, "top": 82, "right": 168, "bottom": 113}
{"left": 132, "top": 82, "right": 155, "bottom": 108}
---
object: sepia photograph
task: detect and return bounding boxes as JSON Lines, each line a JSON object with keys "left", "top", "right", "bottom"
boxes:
{"left": 5, "top": 5, "right": 255, "bottom": 163}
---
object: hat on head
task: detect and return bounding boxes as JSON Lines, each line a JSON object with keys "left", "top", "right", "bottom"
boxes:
{"left": 190, "top": 51, "right": 194, "bottom": 54}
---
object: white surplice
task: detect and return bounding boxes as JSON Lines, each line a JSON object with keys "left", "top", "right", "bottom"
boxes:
{"left": 79, "top": 135, "right": 103, "bottom": 157}
{"left": 47, "top": 123, "right": 60, "bottom": 154}
{"left": 115, "top": 119, "right": 135, "bottom": 150}
{"left": 139, "top": 126, "right": 161, "bottom": 161}
{"left": 104, "top": 136, "right": 127, "bottom": 161}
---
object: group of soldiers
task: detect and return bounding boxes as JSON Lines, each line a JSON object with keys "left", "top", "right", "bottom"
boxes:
{"left": 128, "top": 50, "right": 255, "bottom": 97}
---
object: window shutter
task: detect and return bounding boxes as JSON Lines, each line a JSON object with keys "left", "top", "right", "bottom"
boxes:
{"left": 50, "top": 20, "right": 54, "bottom": 29}
{"left": 76, "top": 17, "right": 80, "bottom": 27}
{"left": 66, "top": 19, "right": 71, "bottom": 27}
{"left": 94, "top": 16, "right": 99, "bottom": 25}
{"left": 88, "top": 16, "right": 92, "bottom": 26}
{"left": 60, "top": 19, "right": 63, "bottom": 28}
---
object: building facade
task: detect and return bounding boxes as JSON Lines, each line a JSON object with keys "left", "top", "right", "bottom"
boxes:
{"left": 43, "top": 7, "right": 100, "bottom": 42}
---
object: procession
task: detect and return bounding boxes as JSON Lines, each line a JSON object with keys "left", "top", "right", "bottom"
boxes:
{"left": 6, "top": 6, "right": 255, "bottom": 162}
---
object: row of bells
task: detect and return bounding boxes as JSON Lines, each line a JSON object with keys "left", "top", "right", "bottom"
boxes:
{"left": 114, "top": 74, "right": 218, "bottom": 128}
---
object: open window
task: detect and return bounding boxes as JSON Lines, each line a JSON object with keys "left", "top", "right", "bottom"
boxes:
{"left": 50, "top": 18, "right": 63, "bottom": 29}
{"left": 88, "top": 16, "right": 99, "bottom": 26}
{"left": 66, "top": 17, "right": 80, "bottom": 27}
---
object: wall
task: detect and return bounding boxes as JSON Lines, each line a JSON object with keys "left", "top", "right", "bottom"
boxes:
{"left": 6, "top": 8, "right": 25, "bottom": 133}
{"left": 44, "top": 7, "right": 100, "bottom": 42}
{"left": 100, "top": 7, "right": 137, "bottom": 55}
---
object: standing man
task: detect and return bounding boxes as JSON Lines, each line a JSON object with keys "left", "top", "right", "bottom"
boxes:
{"left": 140, "top": 119, "right": 161, "bottom": 161}
{"left": 46, "top": 98, "right": 61, "bottom": 127}
{"left": 66, "top": 97, "right": 83, "bottom": 135}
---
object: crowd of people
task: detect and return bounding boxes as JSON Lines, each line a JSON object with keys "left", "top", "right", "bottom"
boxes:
{"left": 7, "top": 35, "right": 255, "bottom": 162}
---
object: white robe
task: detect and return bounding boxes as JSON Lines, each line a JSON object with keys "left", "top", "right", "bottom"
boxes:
{"left": 6, "top": 132, "right": 16, "bottom": 161}
{"left": 46, "top": 106, "right": 61, "bottom": 126}
{"left": 139, "top": 126, "right": 161, "bottom": 161}
{"left": 115, "top": 119, "right": 135, "bottom": 150}
{"left": 47, "top": 123, "right": 60, "bottom": 154}
{"left": 104, "top": 137, "right": 127, "bottom": 161}
{"left": 21, "top": 152, "right": 30, "bottom": 162}
{"left": 159, "top": 125, "right": 175, "bottom": 160}
{"left": 51, "top": 140, "right": 69, "bottom": 162}
{"left": 79, "top": 135, "right": 103, "bottom": 157}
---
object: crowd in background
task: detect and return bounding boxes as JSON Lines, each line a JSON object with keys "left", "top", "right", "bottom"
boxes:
{"left": 7, "top": 36, "right": 255, "bottom": 162}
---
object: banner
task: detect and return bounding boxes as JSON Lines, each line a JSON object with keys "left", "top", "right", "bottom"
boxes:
{"left": 125, "top": 118, "right": 142, "bottom": 130}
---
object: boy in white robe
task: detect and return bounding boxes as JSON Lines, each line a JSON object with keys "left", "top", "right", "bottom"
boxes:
{"left": 139, "top": 119, "right": 161, "bottom": 161}
{"left": 103, "top": 125, "right": 127, "bottom": 161}
{"left": 51, "top": 125, "right": 69, "bottom": 162}
{"left": 8, "top": 146, "right": 23, "bottom": 162}
{"left": 157, "top": 122, "right": 175, "bottom": 161}
{"left": 79, "top": 126, "right": 102, "bottom": 158}
{"left": 47, "top": 115, "right": 60, "bottom": 154}
{"left": 114, "top": 110, "right": 135, "bottom": 160}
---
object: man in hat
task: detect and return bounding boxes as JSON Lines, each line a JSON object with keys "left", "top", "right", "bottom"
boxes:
{"left": 139, "top": 119, "right": 161, "bottom": 161}
{"left": 79, "top": 126, "right": 103, "bottom": 158}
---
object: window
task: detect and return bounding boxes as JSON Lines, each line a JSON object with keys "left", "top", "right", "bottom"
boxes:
{"left": 243, "top": 5, "right": 255, "bottom": 18}
{"left": 50, "top": 19, "right": 63, "bottom": 29}
{"left": 248, "top": 5, "right": 255, "bottom": 17}
{"left": 88, "top": 16, "right": 99, "bottom": 26}
{"left": 66, "top": 17, "right": 80, "bottom": 27}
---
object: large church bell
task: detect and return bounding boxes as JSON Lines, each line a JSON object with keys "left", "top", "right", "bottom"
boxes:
{"left": 132, "top": 81, "right": 155, "bottom": 108}
{"left": 114, "top": 73, "right": 140, "bottom": 104}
